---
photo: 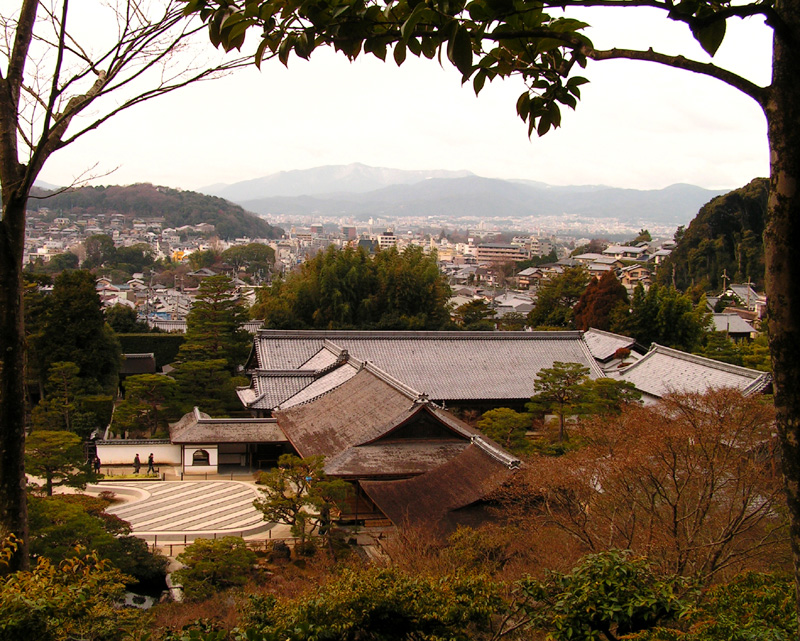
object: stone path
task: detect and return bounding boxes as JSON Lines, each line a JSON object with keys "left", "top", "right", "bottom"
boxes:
{"left": 101, "top": 480, "right": 274, "bottom": 543}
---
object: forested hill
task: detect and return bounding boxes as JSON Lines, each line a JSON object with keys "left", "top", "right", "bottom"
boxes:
{"left": 29, "top": 183, "right": 283, "bottom": 239}
{"left": 657, "top": 178, "right": 768, "bottom": 292}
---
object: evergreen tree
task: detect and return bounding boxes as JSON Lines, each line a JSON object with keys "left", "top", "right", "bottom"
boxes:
{"left": 253, "top": 245, "right": 453, "bottom": 330}
{"left": 104, "top": 305, "right": 148, "bottom": 334}
{"left": 527, "top": 267, "right": 589, "bottom": 329}
{"left": 32, "top": 270, "right": 121, "bottom": 394}
{"left": 454, "top": 299, "right": 495, "bottom": 330}
{"left": 476, "top": 408, "right": 531, "bottom": 454}
{"left": 171, "top": 359, "right": 243, "bottom": 417}
{"left": 178, "top": 274, "right": 251, "bottom": 372}
{"left": 25, "top": 431, "right": 93, "bottom": 497}
{"left": 613, "top": 284, "right": 710, "bottom": 352}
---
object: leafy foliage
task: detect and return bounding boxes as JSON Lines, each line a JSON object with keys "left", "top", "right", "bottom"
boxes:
{"left": 519, "top": 550, "right": 691, "bottom": 641}
{"left": 527, "top": 267, "right": 589, "bottom": 329}
{"left": 114, "top": 373, "right": 178, "bottom": 437}
{"left": 476, "top": 408, "right": 531, "bottom": 455}
{"left": 171, "top": 359, "right": 244, "bottom": 416}
{"left": 25, "top": 431, "right": 93, "bottom": 496}
{"left": 253, "top": 245, "right": 453, "bottom": 330}
{"left": 178, "top": 274, "right": 252, "bottom": 372}
{"left": 454, "top": 299, "right": 495, "bottom": 330}
{"left": 239, "top": 567, "right": 503, "bottom": 641}
{"left": 507, "top": 389, "right": 787, "bottom": 580}
{"left": 29, "top": 270, "right": 121, "bottom": 394}
{"left": 253, "top": 454, "right": 348, "bottom": 542}
{"left": 526, "top": 362, "right": 639, "bottom": 442}
{"left": 173, "top": 536, "right": 257, "bottom": 602}
{"left": 27, "top": 495, "right": 168, "bottom": 586}
{"left": 657, "top": 179, "right": 768, "bottom": 291}
{"left": 645, "top": 572, "right": 798, "bottom": 641}
{"left": 105, "top": 304, "right": 149, "bottom": 333}
{"left": 612, "top": 283, "right": 710, "bottom": 351}
{"left": 573, "top": 270, "right": 629, "bottom": 332}
{"left": 0, "top": 536, "right": 139, "bottom": 641}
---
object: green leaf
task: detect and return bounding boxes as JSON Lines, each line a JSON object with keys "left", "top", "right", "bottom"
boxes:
{"left": 394, "top": 41, "right": 407, "bottom": 65}
{"left": 255, "top": 38, "right": 270, "bottom": 69}
{"left": 537, "top": 110, "right": 551, "bottom": 136}
{"left": 473, "top": 69, "right": 487, "bottom": 95}
{"left": 447, "top": 25, "right": 473, "bottom": 75}
{"left": 693, "top": 18, "right": 726, "bottom": 56}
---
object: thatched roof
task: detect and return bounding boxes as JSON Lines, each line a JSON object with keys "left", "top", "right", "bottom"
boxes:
{"left": 274, "top": 367, "right": 486, "bottom": 478}
{"left": 169, "top": 408, "right": 287, "bottom": 444}
{"left": 360, "top": 440, "right": 518, "bottom": 530}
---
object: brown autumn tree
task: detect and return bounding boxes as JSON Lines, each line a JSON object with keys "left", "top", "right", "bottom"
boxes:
{"left": 0, "top": 1, "right": 252, "bottom": 571}
{"left": 503, "top": 389, "right": 788, "bottom": 582}
{"left": 573, "top": 270, "right": 629, "bottom": 332}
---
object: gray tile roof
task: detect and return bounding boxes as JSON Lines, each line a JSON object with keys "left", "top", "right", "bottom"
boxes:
{"left": 617, "top": 343, "right": 770, "bottom": 401}
{"left": 711, "top": 314, "right": 757, "bottom": 334}
{"left": 250, "top": 330, "right": 605, "bottom": 404}
{"left": 583, "top": 328, "right": 637, "bottom": 362}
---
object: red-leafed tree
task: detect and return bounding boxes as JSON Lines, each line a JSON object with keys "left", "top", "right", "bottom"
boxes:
{"left": 573, "top": 271, "right": 629, "bottom": 332}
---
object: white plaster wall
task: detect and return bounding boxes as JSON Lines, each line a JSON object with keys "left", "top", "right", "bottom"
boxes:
{"left": 183, "top": 445, "right": 218, "bottom": 474}
{"left": 96, "top": 442, "right": 181, "bottom": 466}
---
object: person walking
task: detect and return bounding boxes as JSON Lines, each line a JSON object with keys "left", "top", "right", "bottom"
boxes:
{"left": 133, "top": 453, "right": 141, "bottom": 474}
{"left": 93, "top": 456, "right": 101, "bottom": 475}
{"left": 147, "top": 453, "right": 155, "bottom": 475}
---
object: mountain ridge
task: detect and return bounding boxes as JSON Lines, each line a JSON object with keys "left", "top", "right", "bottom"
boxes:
{"left": 204, "top": 165, "right": 726, "bottom": 225}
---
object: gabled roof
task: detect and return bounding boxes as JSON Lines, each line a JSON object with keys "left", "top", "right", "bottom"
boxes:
{"left": 169, "top": 407, "right": 287, "bottom": 444}
{"left": 616, "top": 343, "right": 770, "bottom": 400}
{"left": 274, "top": 368, "right": 479, "bottom": 464}
{"left": 248, "top": 330, "right": 605, "bottom": 405}
{"left": 360, "top": 440, "right": 518, "bottom": 529}
{"left": 711, "top": 313, "right": 757, "bottom": 335}
{"left": 583, "top": 328, "right": 637, "bottom": 362}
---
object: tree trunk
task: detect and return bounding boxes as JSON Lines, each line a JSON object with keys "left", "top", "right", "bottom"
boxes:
{"left": 764, "top": 0, "right": 800, "bottom": 622}
{"left": 0, "top": 194, "right": 29, "bottom": 572}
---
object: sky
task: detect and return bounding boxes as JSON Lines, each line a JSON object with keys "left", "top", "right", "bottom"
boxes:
{"left": 36, "top": 3, "right": 774, "bottom": 193}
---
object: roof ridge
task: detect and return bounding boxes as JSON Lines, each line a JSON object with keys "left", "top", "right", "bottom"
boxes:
{"left": 585, "top": 327, "right": 636, "bottom": 342}
{"left": 256, "top": 329, "right": 584, "bottom": 341}
{"left": 363, "top": 361, "right": 423, "bottom": 400}
{"left": 648, "top": 343, "right": 766, "bottom": 378}
{"left": 471, "top": 436, "right": 520, "bottom": 469}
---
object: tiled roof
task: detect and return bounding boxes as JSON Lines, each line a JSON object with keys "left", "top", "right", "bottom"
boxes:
{"left": 711, "top": 314, "right": 756, "bottom": 334}
{"left": 583, "top": 328, "right": 637, "bottom": 362}
{"left": 278, "top": 362, "right": 360, "bottom": 409}
{"left": 617, "top": 343, "right": 770, "bottom": 400}
{"left": 169, "top": 408, "right": 287, "bottom": 444}
{"left": 251, "top": 330, "right": 604, "bottom": 403}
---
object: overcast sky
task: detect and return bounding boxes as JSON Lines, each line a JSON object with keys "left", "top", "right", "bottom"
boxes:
{"left": 37, "top": 5, "right": 774, "bottom": 193}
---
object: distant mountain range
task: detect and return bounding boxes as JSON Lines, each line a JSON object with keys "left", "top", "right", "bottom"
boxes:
{"left": 200, "top": 163, "right": 729, "bottom": 226}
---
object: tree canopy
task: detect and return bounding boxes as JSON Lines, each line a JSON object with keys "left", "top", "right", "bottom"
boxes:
{"left": 253, "top": 245, "right": 453, "bottom": 330}
{"left": 30, "top": 271, "right": 121, "bottom": 394}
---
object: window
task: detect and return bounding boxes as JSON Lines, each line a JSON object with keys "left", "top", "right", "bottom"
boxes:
{"left": 192, "top": 449, "right": 210, "bottom": 466}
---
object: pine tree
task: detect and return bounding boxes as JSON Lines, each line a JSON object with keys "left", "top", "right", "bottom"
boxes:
{"left": 178, "top": 275, "right": 251, "bottom": 372}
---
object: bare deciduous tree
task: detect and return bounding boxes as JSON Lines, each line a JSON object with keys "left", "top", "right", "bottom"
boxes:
{"left": 503, "top": 389, "right": 788, "bottom": 582}
{"left": 0, "top": 0, "right": 253, "bottom": 571}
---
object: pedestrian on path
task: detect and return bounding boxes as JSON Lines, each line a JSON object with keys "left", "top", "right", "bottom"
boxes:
{"left": 133, "top": 453, "right": 141, "bottom": 474}
{"left": 147, "top": 453, "right": 155, "bottom": 474}
{"left": 93, "top": 456, "right": 101, "bottom": 475}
